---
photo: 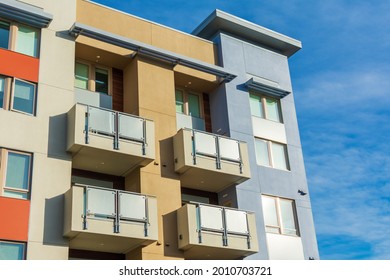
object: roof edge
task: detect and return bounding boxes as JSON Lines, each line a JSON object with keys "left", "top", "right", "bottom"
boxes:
{"left": 192, "top": 9, "right": 301, "bottom": 57}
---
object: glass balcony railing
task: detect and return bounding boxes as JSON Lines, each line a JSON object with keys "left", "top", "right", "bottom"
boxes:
{"left": 66, "top": 103, "right": 155, "bottom": 175}
{"left": 190, "top": 129, "right": 244, "bottom": 172}
{"left": 63, "top": 184, "right": 158, "bottom": 253}
{"left": 177, "top": 202, "right": 258, "bottom": 259}
{"left": 82, "top": 185, "right": 151, "bottom": 235}
{"left": 173, "top": 128, "right": 251, "bottom": 192}
{"left": 85, "top": 105, "right": 147, "bottom": 153}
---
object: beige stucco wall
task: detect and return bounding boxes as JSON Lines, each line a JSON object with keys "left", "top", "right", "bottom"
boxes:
{"left": 0, "top": 0, "right": 78, "bottom": 260}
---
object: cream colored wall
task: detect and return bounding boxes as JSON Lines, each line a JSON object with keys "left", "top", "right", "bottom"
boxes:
{"left": 266, "top": 233, "right": 305, "bottom": 260}
{"left": 0, "top": 0, "right": 78, "bottom": 260}
{"left": 252, "top": 117, "right": 287, "bottom": 144}
{"left": 123, "top": 57, "right": 183, "bottom": 259}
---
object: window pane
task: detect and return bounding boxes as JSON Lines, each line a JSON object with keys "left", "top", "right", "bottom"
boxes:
{"left": 249, "top": 94, "right": 263, "bottom": 118}
{"left": 0, "top": 242, "right": 25, "bottom": 260}
{"left": 272, "top": 142, "right": 288, "bottom": 170}
{"left": 188, "top": 93, "right": 200, "bottom": 118}
{"left": 13, "top": 80, "right": 35, "bottom": 115}
{"left": 262, "top": 196, "right": 279, "bottom": 228}
{"left": 280, "top": 199, "right": 297, "bottom": 235}
{"left": 255, "top": 138, "right": 270, "bottom": 166}
{"left": 3, "top": 190, "right": 28, "bottom": 199}
{"left": 265, "top": 98, "right": 281, "bottom": 122}
{"left": 75, "top": 63, "right": 89, "bottom": 89}
{"left": 16, "top": 25, "right": 39, "bottom": 57}
{"left": 95, "top": 68, "right": 108, "bottom": 94}
{"left": 0, "top": 21, "right": 10, "bottom": 49}
{"left": 0, "top": 77, "right": 4, "bottom": 108}
{"left": 175, "top": 90, "right": 184, "bottom": 113}
{"left": 5, "top": 152, "right": 30, "bottom": 191}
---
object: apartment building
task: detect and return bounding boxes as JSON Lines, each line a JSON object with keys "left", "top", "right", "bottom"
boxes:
{"left": 0, "top": 0, "right": 319, "bottom": 260}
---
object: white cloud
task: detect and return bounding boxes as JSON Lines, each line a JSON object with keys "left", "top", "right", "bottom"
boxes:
{"left": 296, "top": 67, "right": 390, "bottom": 259}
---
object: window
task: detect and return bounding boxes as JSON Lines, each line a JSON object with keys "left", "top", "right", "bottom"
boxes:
{"left": 175, "top": 89, "right": 202, "bottom": 118}
{"left": 74, "top": 60, "right": 111, "bottom": 95}
{"left": 0, "top": 19, "right": 39, "bottom": 57}
{"left": 262, "top": 195, "right": 299, "bottom": 236}
{"left": 0, "top": 20, "right": 10, "bottom": 50}
{"left": 75, "top": 62, "right": 89, "bottom": 90}
{"left": 12, "top": 79, "right": 36, "bottom": 115}
{"left": 15, "top": 25, "right": 39, "bottom": 57}
{"left": 95, "top": 68, "right": 109, "bottom": 94}
{"left": 0, "top": 149, "right": 32, "bottom": 200}
{"left": 0, "top": 241, "right": 26, "bottom": 260}
{"left": 175, "top": 90, "right": 184, "bottom": 114}
{"left": 254, "top": 138, "right": 289, "bottom": 170}
{"left": 0, "top": 76, "right": 37, "bottom": 115}
{"left": 249, "top": 93, "right": 282, "bottom": 123}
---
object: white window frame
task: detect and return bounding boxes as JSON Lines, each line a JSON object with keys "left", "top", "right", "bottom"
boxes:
{"left": 249, "top": 92, "right": 283, "bottom": 123}
{"left": 0, "top": 148, "right": 32, "bottom": 200}
{"left": 74, "top": 59, "right": 112, "bottom": 95}
{"left": 255, "top": 138, "right": 290, "bottom": 170}
{"left": 175, "top": 88, "right": 204, "bottom": 119}
{"left": 262, "top": 195, "right": 299, "bottom": 236}
{"left": 10, "top": 78, "right": 37, "bottom": 116}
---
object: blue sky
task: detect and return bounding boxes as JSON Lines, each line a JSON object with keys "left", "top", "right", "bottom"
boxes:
{"left": 94, "top": 0, "right": 390, "bottom": 260}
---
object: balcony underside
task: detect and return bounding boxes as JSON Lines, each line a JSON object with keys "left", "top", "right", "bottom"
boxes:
{"left": 68, "top": 230, "right": 155, "bottom": 254}
{"left": 177, "top": 161, "right": 249, "bottom": 192}
{"left": 69, "top": 143, "right": 152, "bottom": 176}
{"left": 181, "top": 243, "right": 255, "bottom": 260}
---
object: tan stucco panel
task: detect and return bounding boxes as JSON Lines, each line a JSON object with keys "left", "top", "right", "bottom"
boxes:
{"left": 77, "top": 0, "right": 216, "bottom": 64}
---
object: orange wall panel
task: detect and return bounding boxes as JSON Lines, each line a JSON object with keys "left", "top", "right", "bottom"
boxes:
{"left": 0, "top": 49, "right": 39, "bottom": 83}
{"left": 0, "top": 197, "right": 30, "bottom": 241}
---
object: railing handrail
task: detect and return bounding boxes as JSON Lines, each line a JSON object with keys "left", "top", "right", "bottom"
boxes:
{"left": 181, "top": 127, "right": 247, "bottom": 144}
{"left": 77, "top": 102, "right": 153, "bottom": 122}
{"left": 188, "top": 201, "right": 254, "bottom": 215}
{"left": 72, "top": 183, "right": 157, "bottom": 198}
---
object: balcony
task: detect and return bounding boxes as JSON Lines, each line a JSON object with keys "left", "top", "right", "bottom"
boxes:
{"left": 67, "top": 104, "right": 155, "bottom": 176}
{"left": 173, "top": 128, "right": 250, "bottom": 192}
{"left": 63, "top": 184, "right": 158, "bottom": 253}
{"left": 177, "top": 203, "right": 258, "bottom": 259}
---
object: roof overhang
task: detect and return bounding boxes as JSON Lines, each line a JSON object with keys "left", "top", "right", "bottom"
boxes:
{"left": 0, "top": 0, "right": 52, "bottom": 28}
{"left": 193, "top": 10, "right": 301, "bottom": 57}
{"left": 245, "top": 78, "right": 290, "bottom": 98}
{"left": 69, "top": 22, "right": 237, "bottom": 83}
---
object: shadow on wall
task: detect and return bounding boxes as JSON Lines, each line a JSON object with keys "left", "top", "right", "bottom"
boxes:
{"left": 162, "top": 210, "right": 183, "bottom": 259}
{"left": 43, "top": 195, "right": 67, "bottom": 246}
{"left": 47, "top": 114, "right": 71, "bottom": 160}
{"left": 159, "top": 137, "right": 180, "bottom": 180}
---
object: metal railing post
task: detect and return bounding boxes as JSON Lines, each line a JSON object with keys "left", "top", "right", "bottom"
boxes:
{"left": 222, "top": 207, "right": 228, "bottom": 246}
{"left": 144, "top": 196, "right": 149, "bottom": 237}
{"left": 216, "top": 136, "right": 221, "bottom": 170}
{"left": 82, "top": 186, "right": 88, "bottom": 230}
{"left": 142, "top": 119, "right": 146, "bottom": 155}
{"left": 85, "top": 106, "right": 90, "bottom": 144}
{"left": 114, "top": 112, "right": 119, "bottom": 150}
{"left": 192, "top": 130, "right": 197, "bottom": 165}
{"left": 196, "top": 205, "right": 202, "bottom": 244}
